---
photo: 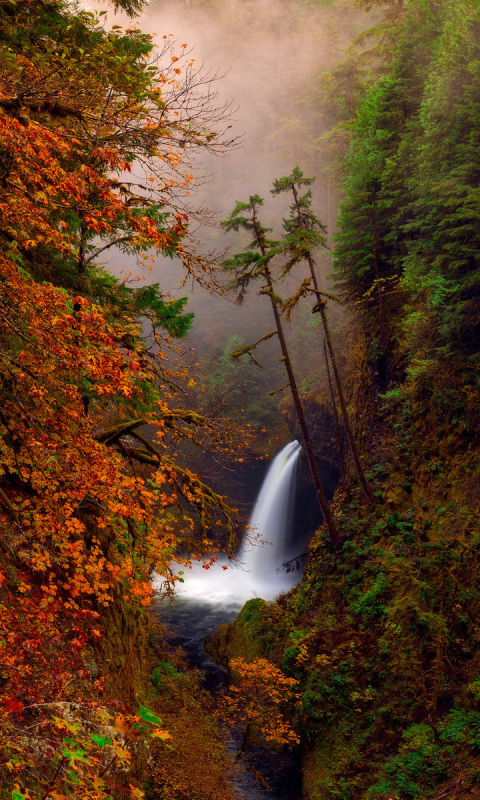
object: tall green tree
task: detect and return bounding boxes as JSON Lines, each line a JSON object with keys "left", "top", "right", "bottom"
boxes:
{"left": 272, "top": 166, "right": 371, "bottom": 500}
{"left": 334, "top": 0, "right": 480, "bottom": 423}
{"left": 222, "top": 195, "right": 341, "bottom": 547}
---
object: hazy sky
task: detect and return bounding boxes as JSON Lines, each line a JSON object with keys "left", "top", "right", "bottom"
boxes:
{"left": 94, "top": 0, "right": 367, "bottom": 373}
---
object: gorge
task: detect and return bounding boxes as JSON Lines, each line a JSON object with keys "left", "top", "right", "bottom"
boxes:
{"left": 1, "top": 0, "right": 480, "bottom": 799}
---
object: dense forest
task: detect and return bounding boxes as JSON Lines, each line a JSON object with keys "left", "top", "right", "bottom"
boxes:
{"left": 1, "top": 0, "right": 480, "bottom": 798}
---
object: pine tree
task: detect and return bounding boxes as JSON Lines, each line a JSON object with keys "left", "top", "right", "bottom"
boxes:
{"left": 333, "top": 0, "right": 480, "bottom": 419}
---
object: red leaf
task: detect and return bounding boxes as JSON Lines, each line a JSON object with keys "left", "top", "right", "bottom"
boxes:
{"left": 3, "top": 697, "right": 24, "bottom": 714}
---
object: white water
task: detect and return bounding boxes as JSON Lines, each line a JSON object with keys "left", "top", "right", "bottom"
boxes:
{"left": 238, "top": 440, "right": 301, "bottom": 578}
{"left": 156, "top": 441, "right": 302, "bottom": 609}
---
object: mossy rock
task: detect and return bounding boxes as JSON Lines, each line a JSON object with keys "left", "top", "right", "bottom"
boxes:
{"left": 204, "top": 599, "right": 269, "bottom": 669}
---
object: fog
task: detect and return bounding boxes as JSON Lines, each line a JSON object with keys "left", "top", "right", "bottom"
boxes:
{"left": 92, "top": 0, "right": 372, "bottom": 410}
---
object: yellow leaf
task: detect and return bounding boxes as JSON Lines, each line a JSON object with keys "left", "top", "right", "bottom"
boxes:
{"left": 150, "top": 729, "right": 173, "bottom": 740}
{"left": 112, "top": 742, "right": 131, "bottom": 762}
{"left": 114, "top": 713, "right": 129, "bottom": 734}
{"left": 92, "top": 775, "right": 105, "bottom": 792}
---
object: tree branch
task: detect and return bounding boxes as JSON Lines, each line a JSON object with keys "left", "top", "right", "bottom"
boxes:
{"left": 95, "top": 419, "right": 146, "bottom": 445}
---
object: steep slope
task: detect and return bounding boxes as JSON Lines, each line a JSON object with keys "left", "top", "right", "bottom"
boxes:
{"left": 206, "top": 2, "right": 480, "bottom": 798}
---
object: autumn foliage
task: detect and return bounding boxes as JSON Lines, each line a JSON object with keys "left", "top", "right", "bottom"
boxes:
{"left": 226, "top": 658, "right": 300, "bottom": 753}
{"left": 0, "top": 0, "right": 239, "bottom": 796}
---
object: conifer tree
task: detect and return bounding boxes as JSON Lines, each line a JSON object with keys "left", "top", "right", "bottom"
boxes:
{"left": 222, "top": 195, "right": 341, "bottom": 548}
{"left": 324, "top": 339, "right": 347, "bottom": 482}
{"left": 272, "top": 167, "right": 371, "bottom": 501}
{"left": 334, "top": 0, "right": 480, "bottom": 404}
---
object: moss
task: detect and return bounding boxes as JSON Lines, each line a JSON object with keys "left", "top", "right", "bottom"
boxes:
{"left": 91, "top": 589, "right": 234, "bottom": 799}
{"left": 204, "top": 378, "right": 480, "bottom": 800}
{"left": 96, "top": 585, "right": 147, "bottom": 704}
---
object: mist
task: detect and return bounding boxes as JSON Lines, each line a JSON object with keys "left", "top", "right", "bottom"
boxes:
{"left": 92, "top": 0, "right": 372, "bottom": 431}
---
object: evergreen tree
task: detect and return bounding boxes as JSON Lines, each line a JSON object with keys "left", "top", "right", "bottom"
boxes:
{"left": 400, "top": 0, "right": 480, "bottom": 363}
{"left": 272, "top": 167, "right": 371, "bottom": 501}
{"left": 333, "top": 0, "right": 442, "bottom": 386}
{"left": 222, "top": 195, "right": 341, "bottom": 547}
{"left": 334, "top": 0, "right": 480, "bottom": 424}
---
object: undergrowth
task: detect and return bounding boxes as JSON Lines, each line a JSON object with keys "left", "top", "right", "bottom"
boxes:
{"left": 220, "top": 380, "right": 480, "bottom": 800}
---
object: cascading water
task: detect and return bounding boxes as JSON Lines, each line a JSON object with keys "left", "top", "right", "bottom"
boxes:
{"left": 156, "top": 440, "right": 302, "bottom": 606}
{"left": 237, "top": 440, "right": 301, "bottom": 591}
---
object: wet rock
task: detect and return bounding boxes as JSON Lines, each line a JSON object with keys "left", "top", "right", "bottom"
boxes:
{"left": 204, "top": 621, "right": 236, "bottom": 669}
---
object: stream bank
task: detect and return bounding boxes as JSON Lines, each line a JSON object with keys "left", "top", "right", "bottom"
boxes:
{"left": 202, "top": 416, "right": 480, "bottom": 800}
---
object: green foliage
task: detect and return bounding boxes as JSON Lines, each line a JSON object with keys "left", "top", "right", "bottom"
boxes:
{"left": 272, "top": 167, "right": 324, "bottom": 240}
{"left": 440, "top": 710, "right": 480, "bottom": 750}
{"left": 221, "top": 195, "right": 281, "bottom": 300}
{"left": 84, "top": 268, "right": 194, "bottom": 339}
{"left": 334, "top": 0, "right": 480, "bottom": 400}
{"left": 367, "top": 724, "right": 447, "bottom": 800}
{"left": 134, "top": 285, "right": 194, "bottom": 338}
{"left": 138, "top": 706, "right": 164, "bottom": 726}
{"left": 350, "top": 574, "right": 388, "bottom": 620}
{"left": 152, "top": 661, "right": 182, "bottom": 688}
{"left": 110, "top": 0, "right": 148, "bottom": 16}
{"left": 90, "top": 734, "right": 112, "bottom": 750}
{"left": 201, "top": 334, "right": 281, "bottom": 428}
{"left": 237, "top": 598, "right": 268, "bottom": 633}
{"left": 271, "top": 166, "right": 328, "bottom": 286}
{"left": 400, "top": 3, "right": 480, "bottom": 361}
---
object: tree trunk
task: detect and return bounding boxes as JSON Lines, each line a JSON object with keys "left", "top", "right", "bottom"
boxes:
{"left": 264, "top": 269, "right": 341, "bottom": 547}
{"left": 323, "top": 338, "right": 347, "bottom": 482}
{"left": 289, "top": 182, "right": 371, "bottom": 501}
{"left": 310, "top": 261, "right": 371, "bottom": 502}
{"left": 250, "top": 203, "right": 342, "bottom": 546}
{"left": 78, "top": 219, "right": 87, "bottom": 274}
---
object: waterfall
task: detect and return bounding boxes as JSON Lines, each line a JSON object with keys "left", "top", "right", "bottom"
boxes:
{"left": 154, "top": 441, "right": 304, "bottom": 799}
{"left": 156, "top": 441, "right": 302, "bottom": 607}
{"left": 238, "top": 440, "right": 301, "bottom": 580}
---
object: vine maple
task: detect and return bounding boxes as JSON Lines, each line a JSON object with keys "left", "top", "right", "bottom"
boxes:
{"left": 0, "top": 0, "right": 240, "bottom": 795}
{"left": 226, "top": 657, "right": 300, "bottom": 756}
